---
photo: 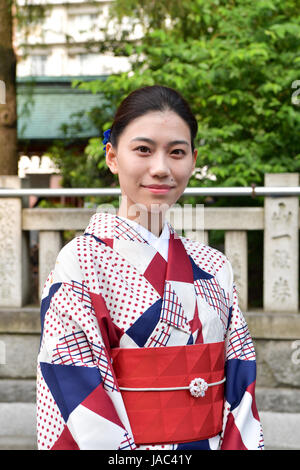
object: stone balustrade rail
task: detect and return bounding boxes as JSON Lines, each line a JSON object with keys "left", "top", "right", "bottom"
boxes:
{"left": 0, "top": 172, "right": 299, "bottom": 314}
{"left": 0, "top": 172, "right": 299, "bottom": 449}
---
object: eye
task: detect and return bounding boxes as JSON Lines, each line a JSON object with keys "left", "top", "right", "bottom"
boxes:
{"left": 171, "top": 148, "right": 186, "bottom": 157}
{"left": 134, "top": 145, "right": 151, "bottom": 154}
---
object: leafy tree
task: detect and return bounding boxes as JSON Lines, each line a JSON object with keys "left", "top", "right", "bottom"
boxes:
{"left": 0, "top": 0, "right": 17, "bottom": 174}
{"left": 58, "top": 0, "right": 300, "bottom": 191}
{"left": 0, "top": 0, "right": 47, "bottom": 174}
{"left": 49, "top": 0, "right": 300, "bottom": 308}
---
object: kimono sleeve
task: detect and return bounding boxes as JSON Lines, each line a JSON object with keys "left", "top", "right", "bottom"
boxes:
{"left": 220, "top": 261, "right": 264, "bottom": 450}
{"left": 36, "top": 239, "right": 135, "bottom": 450}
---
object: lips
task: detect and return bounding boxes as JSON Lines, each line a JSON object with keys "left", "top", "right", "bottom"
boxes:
{"left": 141, "top": 184, "right": 175, "bottom": 194}
{"left": 142, "top": 184, "right": 174, "bottom": 189}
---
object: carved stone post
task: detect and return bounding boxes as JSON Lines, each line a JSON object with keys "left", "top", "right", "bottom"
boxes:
{"left": 39, "top": 231, "right": 63, "bottom": 300}
{"left": 225, "top": 231, "right": 248, "bottom": 312}
{"left": 0, "top": 176, "right": 29, "bottom": 307}
{"left": 264, "top": 173, "right": 299, "bottom": 313}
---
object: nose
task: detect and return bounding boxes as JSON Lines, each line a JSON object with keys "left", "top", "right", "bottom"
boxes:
{"left": 148, "top": 152, "right": 171, "bottom": 178}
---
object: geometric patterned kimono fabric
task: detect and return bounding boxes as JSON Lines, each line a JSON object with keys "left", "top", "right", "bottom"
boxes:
{"left": 37, "top": 212, "right": 264, "bottom": 450}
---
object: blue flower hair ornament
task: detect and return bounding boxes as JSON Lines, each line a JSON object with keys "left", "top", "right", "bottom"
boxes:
{"left": 102, "top": 128, "right": 111, "bottom": 155}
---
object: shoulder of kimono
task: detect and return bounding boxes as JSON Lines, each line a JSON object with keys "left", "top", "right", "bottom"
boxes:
{"left": 52, "top": 236, "right": 85, "bottom": 282}
{"left": 180, "top": 235, "right": 234, "bottom": 288}
{"left": 180, "top": 235, "right": 230, "bottom": 266}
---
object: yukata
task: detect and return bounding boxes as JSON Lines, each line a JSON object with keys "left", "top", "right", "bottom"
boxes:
{"left": 36, "top": 212, "right": 264, "bottom": 450}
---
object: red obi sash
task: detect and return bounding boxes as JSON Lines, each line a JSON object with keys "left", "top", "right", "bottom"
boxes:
{"left": 111, "top": 341, "right": 225, "bottom": 445}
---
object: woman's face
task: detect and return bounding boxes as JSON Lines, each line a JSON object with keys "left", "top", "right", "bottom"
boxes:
{"left": 106, "top": 110, "right": 197, "bottom": 220}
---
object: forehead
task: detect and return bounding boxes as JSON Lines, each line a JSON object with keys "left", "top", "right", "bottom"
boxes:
{"left": 120, "top": 110, "right": 191, "bottom": 141}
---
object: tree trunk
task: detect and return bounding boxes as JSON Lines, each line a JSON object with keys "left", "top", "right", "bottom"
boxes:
{"left": 0, "top": 0, "right": 17, "bottom": 175}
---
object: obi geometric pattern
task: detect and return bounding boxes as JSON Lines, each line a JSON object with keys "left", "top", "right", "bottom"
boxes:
{"left": 37, "top": 212, "right": 264, "bottom": 450}
{"left": 111, "top": 342, "right": 225, "bottom": 445}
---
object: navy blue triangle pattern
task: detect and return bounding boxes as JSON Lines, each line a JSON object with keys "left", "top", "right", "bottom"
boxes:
{"left": 40, "top": 361, "right": 102, "bottom": 422}
{"left": 189, "top": 255, "right": 214, "bottom": 280}
{"left": 177, "top": 438, "right": 211, "bottom": 450}
{"left": 40, "top": 282, "right": 62, "bottom": 338}
{"left": 126, "top": 298, "right": 162, "bottom": 347}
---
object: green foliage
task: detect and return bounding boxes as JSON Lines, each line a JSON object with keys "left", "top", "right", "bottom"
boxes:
{"left": 56, "top": 0, "right": 300, "bottom": 191}
{"left": 49, "top": 137, "right": 117, "bottom": 187}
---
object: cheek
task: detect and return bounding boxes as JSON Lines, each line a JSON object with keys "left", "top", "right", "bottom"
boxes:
{"left": 174, "top": 162, "right": 193, "bottom": 182}
{"left": 118, "top": 154, "right": 143, "bottom": 172}
{"left": 117, "top": 161, "right": 143, "bottom": 187}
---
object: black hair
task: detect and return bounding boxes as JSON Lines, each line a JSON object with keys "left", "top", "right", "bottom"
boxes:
{"left": 109, "top": 85, "right": 198, "bottom": 152}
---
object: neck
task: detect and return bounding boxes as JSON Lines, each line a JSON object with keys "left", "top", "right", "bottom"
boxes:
{"left": 117, "top": 199, "right": 166, "bottom": 237}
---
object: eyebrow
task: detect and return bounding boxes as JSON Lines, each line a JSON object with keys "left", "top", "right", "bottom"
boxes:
{"left": 131, "top": 137, "right": 189, "bottom": 147}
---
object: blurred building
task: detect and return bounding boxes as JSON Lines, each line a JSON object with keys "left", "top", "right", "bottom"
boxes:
{"left": 15, "top": 0, "right": 141, "bottom": 182}
{"left": 16, "top": 0, "right": 139, "bottom": 78}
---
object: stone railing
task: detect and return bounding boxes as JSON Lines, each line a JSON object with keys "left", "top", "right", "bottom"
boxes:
{"left": 0, "top": 172, "right": 300, "bottom": 449}
{"left": 0, "top": 172, "right": 299, "bottom": 313}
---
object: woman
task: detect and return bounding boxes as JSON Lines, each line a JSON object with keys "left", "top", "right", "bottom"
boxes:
{"left": 37, "top": 85, "right": 264, "bottom": 450}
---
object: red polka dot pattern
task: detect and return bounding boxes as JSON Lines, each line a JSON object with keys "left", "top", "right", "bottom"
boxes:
{"left": 76, "top": 234, "right": 160, "bottom": 333}
{"left": 181, "top": 236, "right": 227, "bottom": 276}
{"left": 36, "top": 366, "right": 65, "bottom": 450}
{"left": 36, "top": 212, "right": 259, "bottom": 450}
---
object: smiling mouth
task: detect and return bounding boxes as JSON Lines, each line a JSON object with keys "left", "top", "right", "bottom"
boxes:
{"left": 142, "top": 183, "right": 175, "bottom": 189}
{"left": 142, "top": 185, "right": 174, "bottom": 193}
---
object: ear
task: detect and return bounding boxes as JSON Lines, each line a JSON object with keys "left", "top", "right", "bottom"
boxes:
{"left": 190, "top": 148, "right": 198, "bottom": 176}
{"left": 105, "top": 142, "right": 118, "bottom": 175}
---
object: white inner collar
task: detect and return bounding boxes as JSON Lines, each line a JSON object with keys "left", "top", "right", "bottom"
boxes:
{"left": 117, "top": 215, "right": 170, "bottom": 261}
